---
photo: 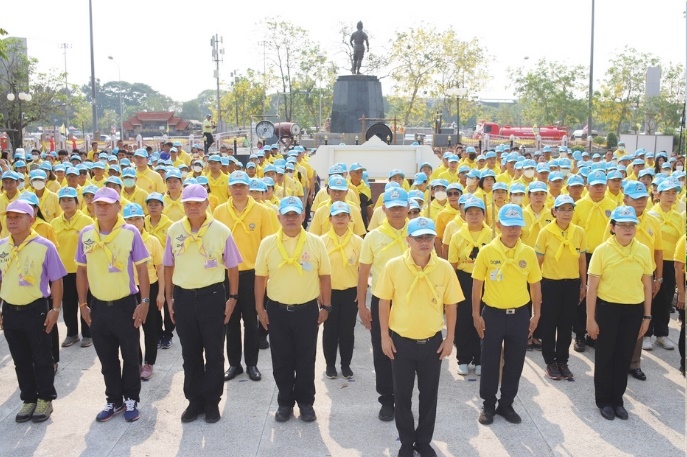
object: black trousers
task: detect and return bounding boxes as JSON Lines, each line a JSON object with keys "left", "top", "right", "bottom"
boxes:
{"left": 90, "top": 295, "right": 141, "bottom": 404}
{"left": 226, "top": 270, "right": 258, "bottom": 367}
{"left": 647, "top": 260, "right": 675, "bottom": 337}
{"left": 267, "top": 298, "right": 319, "bottom": 407}
{"left": 594, "top": 299, "right": 643, "bottom": 408}
{"left": 322, "top": 287, "right": 357, "bottom": 368}
{"left": 137, "top": 281, "right": 162, "bottom": 365}
{"left": 370, "top": 295, "right": 394, "bottom": 406}
{"left": 455, "top": 270, "right": 482, "bottom": 365}
{"left": 540, "top": 278, "right": 580, "bottom": 364}
{"left": 479, "top": 304, "right": 529, "bottom": 409}
{"left": 173, "top": 283, "right": 226, "bottom": 406}
{"left": 3, "top": 298, "right": 57, "bottom": 403}
{"left": 63, "top": 272, "right": 91, "bottom": 338}
{"left": 159, "top": 296, "right": 175, "bottom": 340}
{"left": 203, "top": 132, "right": 214, "bottom": 154}
{"left": 678, "top": 309, "right": 685, "bottom": 365}
{"left": 574, "top": 253, "right": 593, "bottom": 338}
{"left": 391, "top": 331, "right": 442, "bottom": 448}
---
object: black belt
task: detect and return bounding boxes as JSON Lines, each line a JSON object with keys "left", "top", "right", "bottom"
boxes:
{"left": 175, "top": 282, "right": 224, "bottom": 297}
{"left": 484, "top": 303, "right": 528, "bottom": 315}
{"left": 268, "top": 298, "right": 317, "bottom": 312}
{"left": 391, "top": 331, "right": 440, "bottom": 344}
{"left": 239, "top": 269, "right": 255, "bottom": 275}
{"left": 3, "top": 297, "right": 49, "bottom": 310}
{"left": 92, "top": 295, "right": 136, "bottom": 307}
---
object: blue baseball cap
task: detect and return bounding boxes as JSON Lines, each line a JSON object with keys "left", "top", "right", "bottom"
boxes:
{"left": 657, "top": 179, "right": 681, "bottom": 193}
{"left": 536, "top": 163, "right": 551, "bottom": 173}
{"left": 464, "top": 196, "right": 486, "bottom": 212}
{"left": 105, "top": 176, "right": 123, "bottom": 187}
{"left": 262, "top": 177, "right": 275, "bottom": 187}
{"left": 506, "top": 153, "right": 519, "bottom": 163}
{"left": 133, "top": 149, "right": 148, "bottom": 159}
{"left": 632, "top": 159, "right": 645, "bottom": 166}
{"left": 328, "top": 175, "right": 349, "bottom": 191}
{"left": 623, "top": 180, "right": 648, "bottom": 199}
{"left": 479, "top": 169, "right": 496, "bottom": 179}
{"left": 408, "top": 189, "right": 425, "bottom": 202}
{"left": 389, "top": 169, "right": 405, "bottom": 179}
{"left": 81, "top": 185, "right": 98, "bottom": 195}
{"left": 65, "top": 167, "right": 79, "bottom": 176}
{"left": 166, "top": 169, "right": 182, "bottom": 180}
{"left": 263, "top": 164, "right": 277, "bottom": 174}
{"left": 29, "top": 170, "right": 47, "bottom": 181}
{"left": 120, "top": 158, "right": 132, "bottom": 167}
{"left": 123, "top": 203, "right": 145, "bottom": 219}
{"left": 431, "top": 179, "right": 448, "bottom": 188}
{"left": 554, "top": 195, "right": 575, "bottom": 208}
{"left": 58, "top": 187, "right": 78, "bottom": 199}
{"left": 246, "top": 161, "right": 256, "bottom": 169}
{"left": 607, "top": 170, "right": 623, "bottom": 180}
{"left": 91, "top": 161, "right": 105, "bottom": 170}
{"left": 330, "top": 201, "right": 351, "bottom": 216}
{"left": 196, "top": 176, "right": 209, "bottom": 186}
{"left": 498, "top": 204, "right": 526, "bottom": 227}
{"left": 409, "top": 200, "right": 421, "bottom": 211}
{"left": 229, "top": 171, "right": 251, "bottom": 186}
{"left": 509, "top": 182, "right": 526, "bottom": 194}
{"left": 183, "top": 177, "right": 198, "bottom": 187}
{"left": 447, "top": 155, "right": 459, "bottom": 163}
{"left": 467, "top": 169, "right": 481, "bottom": 179}
{"left": 638, "top": 168, "right": 654, "bottom": 178}
{"left": 145, "top": 192, "right": 165, "bottom": 203}
{"left": 443, "top": 151, "right": 453, "bottom": 159}
{"left": 349, "top": 162, "right": 365, "bottom": 172}
{"left": 493, "top": 182, "right": 508, "bottom": 192}
{"left": 458, "top": 165, "right": 471, "bottom": 174}
{"left": 485, "top": 151, "right": 497, "bottom": 159}
{"left": 447, "top": 183, "right": 463, "bottom": 193}
{"left": 19, "top": 191, "right": 39, "bottom": 207}
{"left": 588, "top": 170, "right": 607, "bottom": 186}
{"left": 109, "top": 165, "right": 121, "bottom": 174}
{"left": 414, "top": 172, "right": 427, "bottom": 184}
{"left": 383, "top": 188, "right": 409, "bottom": 208}
{"left": 250, "top": 178, "right": 267, "bottom": 192}
{"left": 122, "top": 167, "right": 136, "bottom": 178}
{"left": 279, "top": 196, "right": 303, "bottom": 215}
{"left": 549, "top": 171, "right": 564, "bottom": 182}
{"left": 523, "top": 159, "right": 536, "bottom": 169}
{"left": 528, "top": 182, "right": 548, "bottom": 193}
{"left": 611, "top": 205, "right": 639, "bottom": 224}
{"left": 419, "top": 162, "right": 433, "bottom": 170}
{"left": 207, "top": 154, "right": 222, "bottom": 163}
{"left": 407, "top": 217, "right": 436, "bottom": 237}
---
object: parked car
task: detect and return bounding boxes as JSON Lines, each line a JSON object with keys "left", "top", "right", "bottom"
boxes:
{"left": 572, "top": 129, "right": 599, "bottom": 140}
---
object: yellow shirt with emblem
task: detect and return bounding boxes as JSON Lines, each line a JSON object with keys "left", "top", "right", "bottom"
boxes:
{"left": 521, "top": 205, "right": 553, "bottom": 248}
{"left": 163, "top": 194, "right": 186, "bottom": 222}
{"left": 308, "top": 202, "right": 367, "bottom": 237}
{"left": 36, "top": 190, "right": 62, "bottom": 222}
{"left": 207, "top": 173, "right": 229, "bottom": 203}
{"left": 359, "top": 222, "right": 409, "bottom": 291}
{"left": 321, "top": 230, "right": 363, "bottom": 290}
{"left": 145, "top": 214, "right": 173, "bottom": 249}
{"left": 122, "top": 186, "right": 149, "bottom": 214}
{"left": 448, "top": 224, "right": 493, "bottom": 273}
{"left": 51, "top": 210, "right": 94, "bottom": 273}
{"left": 603, "top": 212, "right": 663, "bottom": 270}
{"left": 571, "top": 195, "right": 617, "bottom": 253}
{"left": 535, "top": 222, "right": 587, "bottom": 279}
{"left": 136, "top": 167, "right": 166, "bottom": 194}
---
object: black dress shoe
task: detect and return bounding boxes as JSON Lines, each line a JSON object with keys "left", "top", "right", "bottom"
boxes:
{"left": 275, "top": 406, "right": 293, "bottom": 422}
{"left": 204, "top": 403, "right": 220, "bottom": 423}
{"left": 224, "top": 365, "right": 243, "bottom": 381}
{"left": 246, "top": 366, "right": 261, "bottom": 381}
{"left": 628, "top": 368, "right": 646, "bottom": 381}
{"left": 299, "top": 405, "right": 317, "bottom": 422}
{"left": 478, "top": 407, "right": 494, "bottom": 425}
{"left": 599, "top": 406, "right": 615, "bottom": 420}
{"left": 378, "top": 403, "right": 395, "bottom": 422}
{"left": 495, "top": 404, "right": 522, "bottom": 424}
{"left": 397, "top": 444, "right": 414, "bottom": 457}
{"left": 574, "top": 336, "right": 586, "bottom": 353}
{"left": 181, "top": 401, "right": 204, "bottom": 423}
{"left": 259, "top": 336, "right": 270, "bottom": 349}
{"left": 414, "top": 443, "right": 438, "bottom": 457}
{"left": 614, "top": 405, "right": 629, "bottom": 420}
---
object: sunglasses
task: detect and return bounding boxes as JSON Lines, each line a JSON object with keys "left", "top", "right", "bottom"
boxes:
{"left": 411, "top": 234, "right": 435, "bottom": 242}
{"left": 447, "top": 191, "right": 462, "bottom": 197}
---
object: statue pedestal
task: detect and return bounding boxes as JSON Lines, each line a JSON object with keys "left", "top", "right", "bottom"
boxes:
{"left": 330, "top": 75, "right": 384, "bottom": 134}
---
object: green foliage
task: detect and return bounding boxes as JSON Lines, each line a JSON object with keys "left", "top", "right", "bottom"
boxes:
{"left": 606, "top": 132, "right": 618, "bottom": 148}
{"left": 592, "top": 136, "right": 606, "bottom": 145}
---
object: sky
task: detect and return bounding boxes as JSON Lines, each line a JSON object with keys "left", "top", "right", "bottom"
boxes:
{"left": 3, "top": 0, "right": 686, "bottom": 104}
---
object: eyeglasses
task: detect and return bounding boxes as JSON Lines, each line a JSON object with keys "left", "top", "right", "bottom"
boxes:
{"left": 411, "top": 234, "right": 435, "bottom": 242}
{"left": 555, "top": 208, "right": 574, "bottom": 213}
{"left": 615, "top": 223, "right": 636, "bottom": 229}
{"left": 447, "top": 191, "right": 462, "bottom": 197}
{"left": 408, "top": 210, "right": 421, "bottom": 215}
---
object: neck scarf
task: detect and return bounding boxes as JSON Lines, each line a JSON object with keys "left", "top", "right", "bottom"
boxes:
{"left": 56, "top": 210, "right": 85, "bottom": 233}
{"left": 584, "top": 197, "right": 609, "bottom": 228}
{"left": 457, "top": 224, "right": 492, "bottom": 261}
{"left": 606, "top": 237, "right": 651, "bottom": 272}
{"left": 403, "top": 249, "right": 440, "bottom": 304}
{"left": 378, "top": 220, "right": 408, "bottom": 253}
{"left": 180, "top": 214, "right": 214, "bottom": 257}
{"left": 276, "top": 228, "right": 307, "bottom": 275}
{"left": 650, "top": 206, "right": 682, "bottom": 237}
{"left": 492, "top": 237, "right": 529, "bottom": 277}
{"left": 226, "top": 197, "right": 256, "bottom": 234}
{"left": 544, "top": 221, "right": 578, "bottom": 260}
{"left": 326, "top": 227, "right": 353, "bottom": 267}
{"left": 92, "top": 215, "right": 126, "bottom": 271}
{"left": 3, "top": 229, "right": 39, "bottom": 282}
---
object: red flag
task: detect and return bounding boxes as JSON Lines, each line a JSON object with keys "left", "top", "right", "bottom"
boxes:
{"left": 49, "top": 138, "right": 55, "bottom": 151}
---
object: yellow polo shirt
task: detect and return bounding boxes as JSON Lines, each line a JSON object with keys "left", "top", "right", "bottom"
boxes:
{"left": 207, "top": 173, "right": 229, "bottom": 203}
{"left": 472, "top": 237, "right": 542, "bottom": 309}
{"left": 535, "top": 222, "right": 587, "bottom": 279}
{"left": 0, "top": 191, "right": 20, "bottom": 237}
{"left": 437, "top": 170, "right": 460, "bottom": 184}
{"left": 448, "top": 224, "right": 493, "bottom": 273}
{"left": 138, "top": 231, "right": 162, "bottom": 284}
{"left": 90, "top": 175, "right": 108, "bottom": 188}
{"left": 423, "top": 199, "right": 446, "bottom": 222}
{"left": 441, "top": 215, "right": 467, "bottom": 247}
{"left": 122, "top": 186, "right": 149, "bottom": 214}
{"left": 572, "top": 195, "right": 617, "bottom": 253}
{"left": 367, "top": 206, "right": 385, "bottom": 231}
{"left": 648, "top": 205, "right": 685, "bottom": 259}
{"left": 51, "top": 210, "right": 93, "bottom": 273}
{"left": 163, "top": 194, "right": 185, "bottom": 222}
{"left": 145, "top": 214, "right": 173, "bottom": 249}
{"left": 521, "top": 205, "right": 553, "bottom": 248}
{"left": 321, "top": 229, "right": 363, "bottom": 290}
{"left": 435, "top": 205, "right": 460, "bottom": 242}
{"left": 37, "top": 189, "right": 62, "bottom": 222}
{"left": 375, "top": 250, "right": 463, "bottom": 339}
{"left": 136, "top": 167, "right": 166, "bottom": 194}
{"left": 360, "top": 222, "right": 409, "bottom": 291}
{"left": 674, "top": 235, "right": 685, "bottom": 263}
{"left": 603, "top": 212, "right": 663, "bottom": 270}
{"left": 255, "top": 229, "right": 331, "bottom": 305}
{"left": 588, "top": 237, "right": 653, "bottom": 304}
{"left": 309, "top": 202, "right": 367, "bottom": 237}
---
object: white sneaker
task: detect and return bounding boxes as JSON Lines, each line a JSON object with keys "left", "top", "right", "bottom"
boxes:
{"left": 642, "top": 337, "right": 653, "bottom": 351}
{"left": 457, "top": 364, "right": 469, "bottom": 376}
{"left": 656, "top": 336, "right": 675, "bottom": 350}
{"left": 475, "top": 365, "right": 482, "bottom": 376}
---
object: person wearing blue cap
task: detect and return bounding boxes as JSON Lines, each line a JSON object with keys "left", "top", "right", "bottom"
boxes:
{"left": 522, "top": 182, "right": 553, "bottom": 250}
{"left": 254, "top": 196, "right": 332, "bottom": 423}
{"left": 28, "top": 171, "right": 61, "bottom": 223}
{"left": 162, "top": 170, "right": 185, "bottom": 222}
{"left": 134, "top": 150, "right": 164, "bottom": 194}
{"left": 309, "top": 176, "right": 366, "bottom": 237}
{"left": 205, "top": 155, "right": 229, "bottom": 204}
{"left": 448, "top": 197, "right": 493, "bottom": 376}
{"left": 121, "top": 169, "right": 148, "bottom": 213}
{"left": 472, "top": 204, "right": 542, "bottom": 425}
{"left": 375, "top": 217, "right": 462, "bottom": 457}
{"left": 646, "top": 180, "right": 683, "bottom": 352}
{"left": 358, "top": 187, "right": 410, "bottom": 422}
{"left": 430, "top": 153, "right": 451, "bottom": 180}
{"left": 438, "top": 155, "right": 460, "bottom": 184}
{"left": 535, "top": 195, "right": 587, "bottom": 381}
{"left": 435, "top": 183, "right": 463, "bottom": 256}
{"left": 0, "top": 170, "right": 22, "bottom": 237}
{"left": 424, "top": 180, "right": 448, "bottom": 222}
{"left": 586, "top": 206, "right": 653, "bottom": 420}
{"left": 605, "top": 170, "right": 624, "bottom": 205}
{"left": 496, "top": 153, "right": 518, "bottom": 184}
{"left": 515, "top": 160, "right": 536, "bottom": 187}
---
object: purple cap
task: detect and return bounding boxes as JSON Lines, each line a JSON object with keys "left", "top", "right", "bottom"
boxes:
{"left": 93, "top": 187, "right": 121, "bottom": 204}
{"left": 181, "top": 184, "right": 208, "bottom": 202}
{"left": 6, "top": 200, "right": 34, "bottom": 216}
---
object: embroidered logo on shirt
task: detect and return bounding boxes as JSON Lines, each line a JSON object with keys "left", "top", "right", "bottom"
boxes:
{"left": 519, "top": 260, "right": 527, "bottom": 268}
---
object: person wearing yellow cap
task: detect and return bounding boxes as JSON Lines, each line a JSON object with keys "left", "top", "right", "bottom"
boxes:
{"left": 0, "top": 199, "right": 67, "bottom": 424}
{"left": 76, "top": 187, "right": 151, "bottom": 423}
{"left": 358, "top": 187, "right": 409, "bottom": 422}
{"left": 255, "top": 196, "right": 331, "bottom": 423}
{"left": 163, "top": 184, "right": 242, "bottom": 424}
{"left": 535, "top": 195, "right": 587, "bottom": 381}
{"left": 472, "top": 204, "right": 542, "bottom": 426}
{"left": 375, "top": 216, "right": 462, "bottom": 457}
{"left": 321, "top": 201, "right": 363, "bottom": 380}
{"left": 586, "top": 205, "right": 653, "bottom": 420}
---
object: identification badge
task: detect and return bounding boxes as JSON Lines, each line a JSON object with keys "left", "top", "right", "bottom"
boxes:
{"left": 301, "top": 261, "right": 312, "bottom": 272}
{"left": 108, "top": 264, "right": 121, "bottom": 273}
{"left": 204, "top": 258, "right": 218, "bottom": 269}
{"left": 490, "top": 268, "right": 502, "bottom": 282}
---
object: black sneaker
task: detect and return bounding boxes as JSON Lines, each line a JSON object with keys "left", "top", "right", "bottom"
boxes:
{"left": 478, "top": 407, "right": 494, "bottom": 425}
{"left": 546, "top": 363, "right": 562, "bottom": 380}
{"left": 584, "top": 335, "right": 596, "bottom": 348}
{"left": 341, "top": 366, "right": 354, "bottom": 379}
{"left": 259, "top": 336, "right": 270, "bottom": 349}
{"left": 275, "top": 406, "right": 292, "bottom": 422}
{"left": 160, "top": 336, "right": 172, "bottom": 349}
{"left": 204, "top": 403, "right": 220, "bottom": 423}
{"left": 378, "top": 403, "right": 395, "bottom": 421}
{"left": 325, "top": 366, "right": 338, "bottom": 379}
{"left": 574, "top": 336, "right": 586, "bottom": 353}
{"left": 414, "top": 443, "right": 438, "bottom": 457}
{"left": 558, "top": 363, "right": 574, "bottom": 379}
{"left": 495, "top": 404, "right": 522, "bottom": 424}
{"left": 181, "top": 401, "right": 204, "bottom": 423}
{"left": 397, "top": 444, "right": 414, "bottom": 457}
{"left": 299, "top": 405, "right": 316, "bottom": 422}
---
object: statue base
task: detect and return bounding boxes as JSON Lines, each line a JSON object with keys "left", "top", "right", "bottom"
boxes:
{"left": 330, "top": 75, "right": 384, "bottom": 134}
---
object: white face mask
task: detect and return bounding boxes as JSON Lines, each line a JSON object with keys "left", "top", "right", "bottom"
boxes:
{"left": 17, "top": 181, "right": 25, "bottom": 190}
{"left": 510, "top": 195, "right": 524, "bottom": 205}
{"left": 466, "top": 178, "right": 477, "bottom": 187}
{"left": 32, "top": 155, "right": 39, "bottom": 162}
{"left": 524, "top": 169, "right": 535, "bottom": 179}
{"left": 180, "top": 171, "right": 188, "bottom": 178}
{"left": 676, "top": 165, "right": 684, "bottom": 172}
{"left": 561, "top": 169, "right": 570, "bottom": 177}
{"left": 193, "top": 165, "right": 203, "bottom": 173}
{"left": 434, "top": 191, "right": 447, "bottom": 201}
{"left": 31, "top": 180, "right": 45, "bottom": 191}
{"left": 123, "top": 178, "right": 136, "bottom": 188}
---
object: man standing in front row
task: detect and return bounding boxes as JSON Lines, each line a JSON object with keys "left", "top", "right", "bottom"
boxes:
{"left": 255, "top": 196, "right": 331, "bottom": 423}
{"left": 376, "top": 217, "right": 463, "bottom": 457}
{"left": 76, "top": 187, "right": 151, "bottom": 423}
{"left": 164, "top": 184, "right": 242, "bottom": 424}
{"left": 0, "top": 200, "right": 67, "bottom": 423}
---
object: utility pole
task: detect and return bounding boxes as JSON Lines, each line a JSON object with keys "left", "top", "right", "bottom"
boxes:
{"left": 89, "top": 0, "right": 97, "bottom": 136}
{"left": 587, "top": 0, "right": 595, "bottom": 151}
{"left": 211, "top": 34, "right": 224, "bottom": 132}
{"left": 59, "top": 43, "right": 72, "bottom": 134}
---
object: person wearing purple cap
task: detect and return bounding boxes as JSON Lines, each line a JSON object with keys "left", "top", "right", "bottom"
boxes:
{"left": 76, "top": 187, "right": 152, "bottom": 423}
{"left": 0, "top": 200, "right": 67, "bottom": 423}
{"left": 163, "top": 184, "right": 242, "bottom": 423}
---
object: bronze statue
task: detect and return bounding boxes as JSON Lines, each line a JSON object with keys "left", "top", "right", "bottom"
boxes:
{"left": 349, "top": 21, "right": 369, "bottom": 75}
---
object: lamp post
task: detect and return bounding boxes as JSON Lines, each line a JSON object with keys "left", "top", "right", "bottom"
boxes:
{"left": 447, "top": 86, "right": 467, "bottom": 144}
{"left": 108, "top": 56, "right": 124, "bottom": 142}
{"left": 6, "top": 91, "right": 32, "bottom": 150}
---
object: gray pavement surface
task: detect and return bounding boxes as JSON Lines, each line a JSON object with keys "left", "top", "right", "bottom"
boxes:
{"left": 0, "top": 306, "right": 684, "bottom": 457}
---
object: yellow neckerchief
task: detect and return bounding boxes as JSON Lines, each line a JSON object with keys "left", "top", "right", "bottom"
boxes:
{"left": 225, "top": 197, "right": 256, "bottom": 234}
{"left": 326, "top": 227, "right": 353, "bottom": 267}
{"left": 402, "top": 249, "right": 440, "bottom": 304}
{"left": 378, "top": 219, "right": 408, "bottom": 253}
{"left": 92, "top": 215, "right": 126, "bottom": 271}
{"left": 55, "top": 210, "right": 86, "bottom": 233}
{"left": 649, "top": 205, "right": 682, "bottom": 237}
{"left": 440, "top": 204, "right": 459, "bottom": 217}
{"left": 543, "top": 221, "right": 578, "bottom": 261}
{"left": 354, "top": 181, "right": 371, "bottom": 199}
{"left": 276, "top": 227, "right": 307, "bottom": 275}
{"left": 208, "top": 172, "right": 225, "bottom": 186}
{"left": 584, "top": 197, "right": 609, "bottom": 228}
{"left": 605, "top": 236, "right": 651, "bottom": 272}
{"left": 524, "top": 204, "right": 548, "bottom": 231}
{"left": 140, "top": 229, "right": 151, "bottom": 243}
{"left": 2, "top": 229, "right": 40, "bottom": 283}
{"left": 166, "top": 193, "right": 184, "bottom": 212}
{"left": 145, "top": 214, "right": 171, "bottom": 233}
{"left": 123, "top": 186, "right": 140, "bottom": 199}
{"left": 457, "top": 223, "right": 492, "bottom": 261}
{"left": 491, "top": 237, "right": 529, "bottom": 277}
{"left": 180, "top": 214, "right": 214, "bottom": 257}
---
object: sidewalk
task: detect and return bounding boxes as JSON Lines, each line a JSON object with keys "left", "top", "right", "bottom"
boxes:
{"left": 0, "top": 311, "right": 683, "bottom": 457}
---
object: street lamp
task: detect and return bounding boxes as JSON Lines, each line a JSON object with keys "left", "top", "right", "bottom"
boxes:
{"left": 447, "top": 86, "right": 467, "bottom": 143}
{"left": 108, "top": 56, "right": 124, "bottom": 142}
{"left": 6, "top": 91, "right": 32, "bottom": 150}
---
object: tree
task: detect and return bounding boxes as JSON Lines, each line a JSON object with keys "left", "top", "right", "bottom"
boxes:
{"left": 0, "top": 29, "right": 8, "bottom": 60}
{"left": 220, "top": 68, "right": 268, "bottom": 130}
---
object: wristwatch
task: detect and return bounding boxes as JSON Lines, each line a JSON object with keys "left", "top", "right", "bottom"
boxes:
{"left": 654, "top": 278, "right": 663, "bottom": 283}
{"left": 643, "top": 315, "right": 652, "bottom": 320}
{"left": 141, "top": 298, "right": 150, "bottom": 304}
{"left": 51, "top": 307, "right": 61, "bottom": 313}
{"left": 320, "top": 304, "right": 332, "bottom": 312}
{"left": 228, "top": 294, "right": 239, "bottom": 300}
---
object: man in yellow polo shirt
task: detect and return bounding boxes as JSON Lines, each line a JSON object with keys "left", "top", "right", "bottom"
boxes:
{"left": 206, "top": 155, "right": 229, "bottom": 203}
{"left": 472, "top": 204, "right": 542, "bottom": 426}
{"left": 133, "top": 149, "right": 165, "bottom": 194}
{"left": 163, "top": 184, "right": 242, "bottom": 424}
{"left": 255, "top": 196, "right": 331, "bottom": 423}
{"left": 76, "top": 187, "right": 151, "bottom": 423}
{"left": 0, "top": 200, "right": 67, "bottom": 424}
{"left": 309, "top": 175, "right": 366, "bottom": 237}
{"left": 375, "top": 217, "right": 462, "bottom": 457}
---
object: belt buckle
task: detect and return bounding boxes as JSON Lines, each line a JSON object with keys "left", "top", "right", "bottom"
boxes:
{"left": 286, "top": 305, "right": 296, "bottom": 312}
{"left": 506, "top": 308, "right": 515, "bottom": 315}
{"left": 417, "top": 339, "right": 428, "bottom": 344}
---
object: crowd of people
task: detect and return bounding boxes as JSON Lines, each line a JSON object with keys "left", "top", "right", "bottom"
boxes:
{"left": 0, "top": 137, "right": 684, "bottom": 457}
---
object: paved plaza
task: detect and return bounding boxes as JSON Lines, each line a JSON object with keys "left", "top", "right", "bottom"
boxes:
{"left": 0, "top": 302, "right": 684, "bottom": 457}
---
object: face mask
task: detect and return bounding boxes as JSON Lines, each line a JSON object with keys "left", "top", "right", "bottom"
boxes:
{"left": 123, "top": 178, "right": 136, "bottom": 188}
{"left": 618, "top": 146, "right": 625, "bottom": 151}
{"left": 434, "top": 191, "right": 447, "bottom": 201}
{"left": 561, "top": 169, "right": 570, "bottom": 177}
{"left": 100, "top": 159, "right": 107, "bottom": 164}
{"left": 510, "top": 195, "right": 524, "bottom": 205}
{"left": 17, "top": 182, "right": 25, "bottom": 190}
{"left": 524, "top": 169, "right": 535, "bottom": 179}
{"left": 193, "top": 165, "right": 203, "bottom": 173}
{"left": 676, "top": 165, "right": 684, "bottom": 172}
{"left": 468, "top": 153, "right": 477, "bottom": 160}
{"left": 467, "top": 178, "right": 477, "bottom": 187}
{"left": 32, "top": 155, "right": 39, "bottom": 161}
{"left": 192, "top": 153, "right": 199, "bottom": 159}
{"left": 32, "top": 180, "right": 45, "bottom": 191}
{"left": 181, "top": 171, "right": 188, "bottom": 178}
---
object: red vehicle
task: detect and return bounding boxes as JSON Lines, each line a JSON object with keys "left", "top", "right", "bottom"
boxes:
{"left": 473, "top": 122, "right": 568, "bottom": 140}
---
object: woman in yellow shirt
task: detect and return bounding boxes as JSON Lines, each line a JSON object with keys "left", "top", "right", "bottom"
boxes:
{"left": 586, "top": 205, "right": 653, "bottom": 421}
{"left": 535, "top": 195, "right": 587, "bottom": 381}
